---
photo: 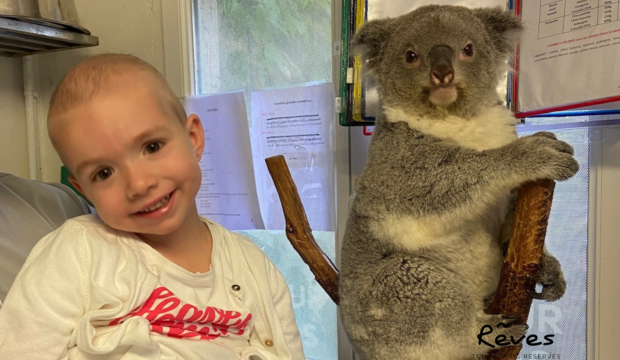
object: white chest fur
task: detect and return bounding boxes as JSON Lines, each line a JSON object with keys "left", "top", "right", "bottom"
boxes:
{"left": 371, "top": 105, "right": 518, "bottom": 297}
{"left": 383, "top": 106, "right": 519, "bottom": 150}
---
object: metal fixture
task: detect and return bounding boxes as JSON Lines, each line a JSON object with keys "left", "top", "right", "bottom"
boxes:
{"left": 0, "top": 0, "right": 98, "bottom": 56}
{"left": 0, "top": 0, "right": 89, "bottom": 34}
{"left": 0, "top": 17, "right": 97, "bottom": 57}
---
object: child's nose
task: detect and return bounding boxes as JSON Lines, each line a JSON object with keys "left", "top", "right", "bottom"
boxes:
{"left": 125, "top": 166, "right": 157, "bottom": 199}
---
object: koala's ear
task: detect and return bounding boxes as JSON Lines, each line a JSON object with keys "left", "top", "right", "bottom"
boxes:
{"left": 351, "top": 18, "right": 395, "bottom": 71}
{"left": 473, "top": 7, "right": 523, "bottom": 55}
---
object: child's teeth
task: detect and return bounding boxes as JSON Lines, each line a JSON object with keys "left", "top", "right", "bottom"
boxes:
{"left": 140, "top": 194, "right": 170, "bottom": 213}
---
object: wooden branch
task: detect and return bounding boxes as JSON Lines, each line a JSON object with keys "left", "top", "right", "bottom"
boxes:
{"left": 265, "top": 155, "right": 340, "bottom": 305}
{"left": 485, "top": 179, "right": 556, "bottom": 360}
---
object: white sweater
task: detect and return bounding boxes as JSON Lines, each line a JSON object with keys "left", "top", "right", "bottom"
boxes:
{"left": 0, "top": 215, "right": 305, "bottom": 360}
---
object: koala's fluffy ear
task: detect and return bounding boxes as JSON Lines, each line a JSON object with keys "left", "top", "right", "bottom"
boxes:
{"left": 351, "top": 18, "right": 395, "bottom": 71}
{"left": 473, "top": 7, "right": 523, "bottom": 55}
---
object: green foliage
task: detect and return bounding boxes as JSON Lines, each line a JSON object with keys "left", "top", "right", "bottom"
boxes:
{"left": 218, "top": 0, "right": 332, "bottom": 91}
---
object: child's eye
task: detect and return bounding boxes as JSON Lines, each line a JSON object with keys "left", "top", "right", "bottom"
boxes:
{"left": 145, "top": 142, "right": 163, "bottom": 154}
{"left": 95, "top": 168, "right": 113, "bottom": 181}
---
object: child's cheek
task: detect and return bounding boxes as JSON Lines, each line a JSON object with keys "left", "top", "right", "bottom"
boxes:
{"left": 166, "top": 149, "right": 203, "bottom": 187}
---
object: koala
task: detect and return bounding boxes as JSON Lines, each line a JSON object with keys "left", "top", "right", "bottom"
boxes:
{"left": 339, "top": 5, "right": 578, "bottom": 360}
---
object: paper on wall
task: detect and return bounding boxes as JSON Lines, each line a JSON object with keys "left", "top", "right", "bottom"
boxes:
{"left": 183, "top": 92, "right": 264, "bottom": 230}
{"left": 367, "top": 0, "right": 507, "bottom": 20}
{"left": 517, "top": 0, "right": 620, "bottom": 113}
{"left": 250, "top": 83, "right": 336, "bottom": 231}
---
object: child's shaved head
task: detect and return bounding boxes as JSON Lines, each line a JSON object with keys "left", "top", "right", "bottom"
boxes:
{"left": 47, "top": 54, "right": 186, "bottom": 160}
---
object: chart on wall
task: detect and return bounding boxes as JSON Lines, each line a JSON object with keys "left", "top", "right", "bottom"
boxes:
{"left": 516, "top": 0, "right": 620, "bottom": 116}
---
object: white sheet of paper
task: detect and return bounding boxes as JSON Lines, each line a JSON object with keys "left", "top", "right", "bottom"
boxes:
{"left": 518, "top": 0, "right": 620, "bottom": 113}
{"left": 250, "top": 83, "right": 336, "bottom": 231}
{"left": 367, "top": 0, "right": 506, "bottom": 20}
{"left": 183, "top": 92, "right": 264, "bottom": 230}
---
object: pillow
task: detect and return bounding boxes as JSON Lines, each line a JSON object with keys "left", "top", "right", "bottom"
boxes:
{"left": 0, "top": 173, "right": 93, "bottom": 303}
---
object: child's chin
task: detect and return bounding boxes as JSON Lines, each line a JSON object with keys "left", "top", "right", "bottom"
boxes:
{"left": 105, "top": 218, "right": 179, "bottom": 237}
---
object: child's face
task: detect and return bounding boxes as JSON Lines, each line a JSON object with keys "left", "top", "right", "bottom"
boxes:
{"left": 61, "top": 81, "right": 204, "bottom": 236}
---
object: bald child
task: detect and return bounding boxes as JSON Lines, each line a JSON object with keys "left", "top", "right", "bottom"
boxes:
{"left": 0, "top": 54, "right": 305, "bottom": 360}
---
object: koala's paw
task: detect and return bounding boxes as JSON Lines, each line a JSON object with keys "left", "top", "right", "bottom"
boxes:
{"left": 529, "top": 131, "right": 562, "bottom": 142}
{"left": 529, "top": 253, "right": 566, "bottom": 302}
{"left": 477, "top": 313, "right": 529, "bottom": 349}
{"left": 513, "top": 132, "right": 579, "bottom": 182}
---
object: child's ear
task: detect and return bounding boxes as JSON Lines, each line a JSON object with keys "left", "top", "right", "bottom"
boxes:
{"left": 68, "top": 174, "right": 84, "bottom": 194}
{"left": 186, "top": 114, "right": 205, "bottom": 161}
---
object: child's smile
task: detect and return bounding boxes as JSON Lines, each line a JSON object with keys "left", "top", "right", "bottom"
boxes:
{"left": 133, "top": 189, "right": 176, "bottom": 219}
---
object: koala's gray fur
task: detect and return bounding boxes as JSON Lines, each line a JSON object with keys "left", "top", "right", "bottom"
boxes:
{"left": 340, "top": 6, "right": 577, "bottom": 360}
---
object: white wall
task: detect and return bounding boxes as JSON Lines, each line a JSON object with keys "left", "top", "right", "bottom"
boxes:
{"left": 33, "top": 0, "right": 167, "bottom": 182}
{"left": 597, "top": 126, "right": 620, "bottom": 360}
{"left": 0, "top": 57, "right": 28, "bottom": 178}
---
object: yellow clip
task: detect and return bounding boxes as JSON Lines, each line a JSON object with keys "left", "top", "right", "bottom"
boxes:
{"left": 352, "top": 0, "right": 366, "bottom": 122}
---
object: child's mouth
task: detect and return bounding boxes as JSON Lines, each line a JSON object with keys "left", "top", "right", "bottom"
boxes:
{"left": 135, "top": 190, "right": 176, "bottom": 217}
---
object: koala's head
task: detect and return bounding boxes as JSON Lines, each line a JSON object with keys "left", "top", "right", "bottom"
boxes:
{"left": 352, "top": 5, "right": 522, "bottom": 119}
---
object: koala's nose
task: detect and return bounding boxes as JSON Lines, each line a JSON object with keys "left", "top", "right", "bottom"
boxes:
{"left": 428, "top": 45, "right": 454, "bottom": 86}
{"left": 432, "top": 66, "right": 453, "bottom": 86}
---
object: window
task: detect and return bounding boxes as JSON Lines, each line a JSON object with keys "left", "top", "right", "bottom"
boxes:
{"left": 517, "top": 117, "right": 591, "bottom": 359}
{"left": 191, "top": 1, "right": 337, "bottom": 359}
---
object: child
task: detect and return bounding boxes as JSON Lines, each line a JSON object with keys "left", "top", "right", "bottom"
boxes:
{"left": 0, "top": 54, "right": 305, "bottom": 360}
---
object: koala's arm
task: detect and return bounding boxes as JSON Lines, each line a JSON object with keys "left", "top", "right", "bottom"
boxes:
{"left": 357, "top": 125, "right": 579, "bottom": 220}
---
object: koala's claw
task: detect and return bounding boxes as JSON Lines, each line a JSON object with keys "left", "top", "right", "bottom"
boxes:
{"left": 501, "top": 241, "right": 509, "bottom": 257}
{"left": 528, "top": 290, "right": 545, "bottom": 300}
{"left": 530, "top": 282, "right": 565, "bottom": 302}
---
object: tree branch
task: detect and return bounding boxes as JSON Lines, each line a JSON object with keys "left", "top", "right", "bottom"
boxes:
{"left": 265, "top": 155, "right": 340, "bottom": 304}
{"left": 485, "top": 180, "right": 556, "bottom": 360}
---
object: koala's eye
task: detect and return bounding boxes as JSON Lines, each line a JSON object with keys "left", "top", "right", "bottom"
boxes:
{"left": 462, "top": 44, "right": 474, "bottom": 57}
{"left": 405, "top": 51, "right": 418, "bottom": 64}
